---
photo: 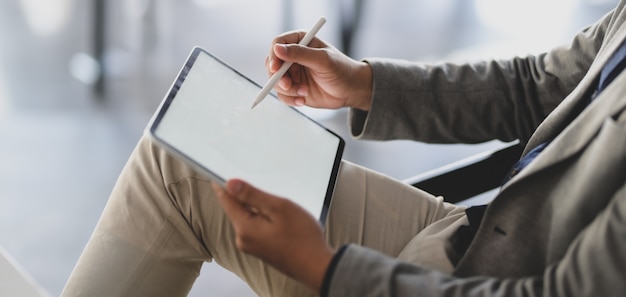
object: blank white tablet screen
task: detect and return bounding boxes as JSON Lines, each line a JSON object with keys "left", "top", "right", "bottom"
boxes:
{"left": 152, "top": 49, "right": 342, "bottom": 220}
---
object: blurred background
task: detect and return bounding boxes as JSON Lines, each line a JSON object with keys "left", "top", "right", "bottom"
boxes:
{"left": 0, "top": 0, "right": 618, "bottom": 296}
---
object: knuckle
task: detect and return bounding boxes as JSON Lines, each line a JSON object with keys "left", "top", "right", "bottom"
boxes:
{"left": 236, "top": 234, "right": 254, "bottom": 252}
{"left": 237, "top": 183, "right": 252, "bottom": 200}
{"left": 235, "top": 238, "right": 248, "bottom": 252}
{"left": 277, "top": 94, "right": 296, "bottom": 106}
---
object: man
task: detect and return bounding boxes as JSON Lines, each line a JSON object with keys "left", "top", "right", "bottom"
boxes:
{"left": 62, "top": 1, "right": 626, "bottom": 296}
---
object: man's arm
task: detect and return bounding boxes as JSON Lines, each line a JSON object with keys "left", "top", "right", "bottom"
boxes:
{"left": 350, "top": 10, "right": 609, "bottom": 145}
{"left": 213, "top": 175, "right": 626, "bottom": 297}
{"left": 324, "top": 184, "right": 626, "bottom": 297}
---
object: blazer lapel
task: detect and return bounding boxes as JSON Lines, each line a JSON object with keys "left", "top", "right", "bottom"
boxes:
{"left": 525, "top": 26, "right": 626, "bottom": 153}
{"left": 503, "top": 25, "right": 626, "bottom": 189}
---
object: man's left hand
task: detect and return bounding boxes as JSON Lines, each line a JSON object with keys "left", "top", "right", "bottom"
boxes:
{"left": 212, "top": 179, "right": 335, "bottom": 293}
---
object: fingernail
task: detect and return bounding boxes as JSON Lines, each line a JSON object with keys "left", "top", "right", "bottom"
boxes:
{"left": 228, "top": 179, "right": 243, "bottom": 195}
{"left": 297, "top": 87, "right": 308, "bottom": 97}
{"left": 278, "top": 79, "right": 288, "bottom": 90}
{"left": 294, "top": 98, "right": 305, "bottom": 106}
{"left": 275, "top": 44, "right": 287, "bottom": 55}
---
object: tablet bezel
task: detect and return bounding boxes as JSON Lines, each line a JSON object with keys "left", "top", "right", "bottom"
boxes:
{"left": 145, "top": 46, "right": 344, "bottom": 225}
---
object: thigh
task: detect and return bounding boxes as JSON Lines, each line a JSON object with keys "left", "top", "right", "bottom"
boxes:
{"left": 61, "top": 137, "right": 213, "bottom": 297}
{"left": 214, "top": 160, "right": 467, "bottom": 294}
{"left": 218, "top": 160, "right": 467, "bottom": 294}
{"left": 62, "top": 136, "right": 465, "bottom": 297}
{"left": 325, "top": 161, "right": 466, "bottom": 260}
{"left": 62, "top": 136, "right": 316, "bottom": 297}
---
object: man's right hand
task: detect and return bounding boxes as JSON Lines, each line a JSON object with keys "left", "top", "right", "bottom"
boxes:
{"left": 266, "top": 31, "right": 373, "bottom": 111}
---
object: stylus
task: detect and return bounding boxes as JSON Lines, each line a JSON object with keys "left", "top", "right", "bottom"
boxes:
{"left": 251, "top": 16, "right": 327, "bottom": 109}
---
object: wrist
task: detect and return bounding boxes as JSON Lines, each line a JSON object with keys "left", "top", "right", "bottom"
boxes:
{"left": 303, "top": 245, "right": 335, "bottom": 294}
{"left": 347, "top": 61, "right": 373, "bottom": 111}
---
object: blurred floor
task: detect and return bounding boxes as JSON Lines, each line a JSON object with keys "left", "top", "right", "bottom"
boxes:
{"left": 0, "top": 0, "right": 617, "bottom": 296}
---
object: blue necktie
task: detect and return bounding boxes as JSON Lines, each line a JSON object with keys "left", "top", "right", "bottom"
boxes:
{"left": 598, "top": 40, "right": 626, "bottom": 92}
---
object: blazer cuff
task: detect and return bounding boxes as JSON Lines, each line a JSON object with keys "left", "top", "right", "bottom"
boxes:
{"left": 324, "top": 244, "right": 400, "bottom": 297}
{"left": 320, "top": 245, "right": 348, "bottom": 297}
{"left": 348, "top": 59, "right": 397, "bottom": 140}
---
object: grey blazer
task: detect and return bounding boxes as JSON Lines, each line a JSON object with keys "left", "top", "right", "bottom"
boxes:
{"left": 328, "top": 2, "right": 626, "bottom": 296}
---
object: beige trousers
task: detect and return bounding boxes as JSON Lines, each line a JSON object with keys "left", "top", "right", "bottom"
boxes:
{"left": 61, "top": 136, "right": 468, "bottom": 297}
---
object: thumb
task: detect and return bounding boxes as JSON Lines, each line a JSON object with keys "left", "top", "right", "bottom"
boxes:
{"left": 225, "top": 179, "right": 277, "bottom": 215}
{"left": 273, "top": 43, "right": 327, "bottom": 71}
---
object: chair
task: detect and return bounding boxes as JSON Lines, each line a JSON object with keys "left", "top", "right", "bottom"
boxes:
{"left": 402, "top": 142, "right": 524, "bottom": 204}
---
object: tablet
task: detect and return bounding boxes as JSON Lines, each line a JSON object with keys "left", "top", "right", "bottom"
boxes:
{"left": 146, "top": 47, "right": 344, "bottom": 224}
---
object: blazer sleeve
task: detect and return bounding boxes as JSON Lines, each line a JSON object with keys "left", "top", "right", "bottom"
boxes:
{"left": 324, "top": 183, "right": 626, "bottom": 297}
{"left": 349, "top": 11, "right": 609, "bottom": 145}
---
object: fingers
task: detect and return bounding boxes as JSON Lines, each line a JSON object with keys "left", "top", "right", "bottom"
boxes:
{"left": 266, "top": 31, "right": 328, "bottom": 76}
{"left": 228, "top": 179, "right": 273, "bottom": 214}
{"left": 272, "top": 43, "right": 328, "bottom": 71}
{"left": 266, "top": 31, "right": 305, "bottom": 78}
{"left": 211, "top": 181, "right": 251, "bottom": 222}
{"left": 270, "top": 44, "right": 321, "bottom": 106}
{"left": 276, "top": 82, "right": 308, "bottom": 107}
{"left": 213, "top": 179, "right": 288, "bottom": 254}
{"left": 268, "top": 31, "right": 324, "bottom": 67}
{"left": 264, "top": 31, "right": 333, "bottom": 108}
